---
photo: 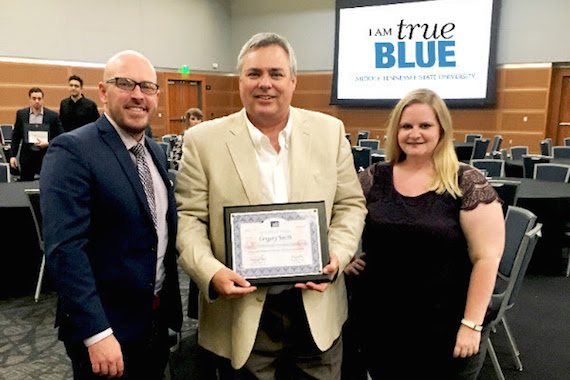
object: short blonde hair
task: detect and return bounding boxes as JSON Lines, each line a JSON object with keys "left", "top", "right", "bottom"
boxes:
{"left": 385, "top": 88, "right": 461, "bottom": 198}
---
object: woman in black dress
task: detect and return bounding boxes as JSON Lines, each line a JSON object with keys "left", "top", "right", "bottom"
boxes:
{"left": 346, "top": 89, "right": 505, "bottom": 379}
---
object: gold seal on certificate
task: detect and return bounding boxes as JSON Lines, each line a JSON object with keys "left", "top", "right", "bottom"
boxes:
{"left": 224, "top": 201, "right": 330, "bottom": 286}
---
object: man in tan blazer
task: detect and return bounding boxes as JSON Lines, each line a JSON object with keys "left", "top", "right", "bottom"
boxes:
{"left": 175, "top": 32, "right": 366, "bottom": 379}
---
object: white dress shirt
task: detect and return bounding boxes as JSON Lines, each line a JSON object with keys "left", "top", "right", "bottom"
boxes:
{"left": 245, "top": 110, "right": 292, "bottom": 204}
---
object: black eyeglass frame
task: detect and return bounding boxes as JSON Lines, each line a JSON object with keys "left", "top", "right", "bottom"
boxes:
{"left": 105, "top": 77, "right": 159, "bottom": 95}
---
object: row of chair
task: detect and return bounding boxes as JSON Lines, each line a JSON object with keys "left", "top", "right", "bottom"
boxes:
{"left": 471, "top": 158, "right": 570, "bottom": 182}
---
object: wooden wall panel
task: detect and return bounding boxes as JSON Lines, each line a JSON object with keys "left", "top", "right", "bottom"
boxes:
{"left": 0, "top": 62, "right": 554, "bottom": 152}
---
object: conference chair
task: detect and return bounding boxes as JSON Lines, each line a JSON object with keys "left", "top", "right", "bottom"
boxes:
{"left": 358, "top": 139, "right": 380, "bottom": 150}
{"left": 0, "top": 124, "right": 13, "bottom": 145}
{"left": 564, "top": 137, "right": 570, "bottom": 146}
{"left": 24, "top": 189, "right": 45, "bottom": 302}
{"left": 539, "top": 139, "right": 552, "bottom": 157}
{"left": 522, "top": 155, "right": 550, "bottom": 178}
{"left": 486, "top": 206, "right": 541, "bottom": 380}
{"left": 499, "top": 148, "right": 508, "bottom": 160}
{"left": 356, "top": 130, "right": 370, "bottom": 146}
{"left": 470, "top": 138, "right": 490, "bottom": 160}
{"left": 552, "top": 146, "right": 570, "bottom": 159}
{"left": 345, "top": 133, "right": 351, "bottom": 145}
{"left": 470, "top": 159, "right": 505, "bottom": 177}
{"left": 351, "top": 146, "right": 371, "bottom": 172}
{"left": 488, "top": 179, "right": 520, "bottom": 215}
{"left": 370, "top": 148, "right": 385, "bottom": 164}
{"left": 465, "top": 133, "right": 482, "bottom": 143}
{"left": 533, "top": 163, "right": 570, "bottom": 182}
{"left": 0, "top": 163, "right": 10, "bottom": 182}
{"left": 487, "top": 135, "right": 503, "bottom": 158}
{"left": 509, "top": 146, "right": 528, "bottom": 161}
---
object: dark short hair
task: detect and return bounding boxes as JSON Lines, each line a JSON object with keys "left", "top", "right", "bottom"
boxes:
{"left": 68, "top": 75, "right": 84, "bottom": 87}
{"left": 28, "top": 87, "right": 44, "bottom": 97}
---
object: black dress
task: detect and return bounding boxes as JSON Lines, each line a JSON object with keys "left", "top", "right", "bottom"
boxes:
{"left": 353, "top": 162, "right": 498, "bottom": 378}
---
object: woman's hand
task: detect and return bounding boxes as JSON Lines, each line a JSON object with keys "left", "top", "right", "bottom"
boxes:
{"left": 453, "top": 324, "right": 482, "bottom": 358}
{"left": 344, "top": 253, "right": 366, "bottom": 276}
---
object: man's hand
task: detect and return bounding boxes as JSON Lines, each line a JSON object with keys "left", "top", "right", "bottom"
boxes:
{"left": 35, "top": 138, "right": 49, "bottom": 149}
{"left": 9, "top": 157, "right": 18, "bottom": 169}
{"left": 295, "top": 253, "right": 339, "bottom": 292}
{"left": 87, "top": 334, "right": 124, "bottom": 378}
{"left": 211, "top": 267, "right": 258, "bottom": 299}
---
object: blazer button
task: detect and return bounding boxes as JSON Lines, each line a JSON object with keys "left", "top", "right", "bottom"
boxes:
{"left": 256, "top": 297, "right": 264, "bottom": 303}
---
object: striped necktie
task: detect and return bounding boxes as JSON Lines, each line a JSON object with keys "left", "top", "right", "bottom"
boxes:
{"left": 130, "top": 143, "right": 157, "bottom": 227}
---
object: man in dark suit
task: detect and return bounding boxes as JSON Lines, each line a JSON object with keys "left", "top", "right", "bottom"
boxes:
{"left": 9, "top": 87, "right": 63, "bottom": 181}
{"left": 40, "top": 50, "right": 182, "bottom": 379}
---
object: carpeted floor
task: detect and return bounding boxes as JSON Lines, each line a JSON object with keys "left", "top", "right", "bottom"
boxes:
{"left": 1, "top": 271, "right": 568, "bottom": 379}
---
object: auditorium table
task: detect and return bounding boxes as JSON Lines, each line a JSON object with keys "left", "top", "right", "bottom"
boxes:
{"left": 0, "top": 180, "right": 44, "bottom": 299}
{"left": 504, "top": 158, "right": 570, "bottom": 178}
{"left": 493, "top": 177, "right": 570, "bottom": 274}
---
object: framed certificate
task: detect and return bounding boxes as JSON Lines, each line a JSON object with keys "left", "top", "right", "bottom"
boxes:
{"left": 224, "top": 201, "right": 330, "bottom": 286}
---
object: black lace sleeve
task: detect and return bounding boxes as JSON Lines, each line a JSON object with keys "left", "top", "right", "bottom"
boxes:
{"left": 459, "top": 165, "right": 500, "bottom": 211}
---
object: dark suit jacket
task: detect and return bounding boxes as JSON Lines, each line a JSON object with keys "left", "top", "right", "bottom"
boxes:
{"left": 10, "top": 107, "right": 63, "bottom": 159}
{"left": 40, "top": 115, "right": 182, "bottom": 345}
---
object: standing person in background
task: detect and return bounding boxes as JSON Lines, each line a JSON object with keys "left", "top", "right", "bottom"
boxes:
{"left": 41, "top": 50, "right": 182, "bottom": 379}
{"left": 170, "top": 107, "right": 203, "bottom": 168}
{"left": 345, "top": 88, "right": 505, "bottom": 379}
{"left": 9, "top": 87, "right": 63, "bottom": 181}
{"left": 175, "top": 32, "right": 367, "bottom": 379}
{"left": 59, "top": 75, "right": 100, "bottom": 133}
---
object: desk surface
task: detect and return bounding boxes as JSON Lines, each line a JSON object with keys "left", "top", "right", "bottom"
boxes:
{"left": 0, "top": 181, "right": 40, "bottom": 208}
{"left": 496, "top": 177, "right": 570, "bottom": 199}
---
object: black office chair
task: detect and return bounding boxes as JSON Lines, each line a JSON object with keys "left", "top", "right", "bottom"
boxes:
{"left": 1, "top": 124, "right": 13, "bottom": 145}
{"left": 486, "top": 206, "right": 541, "bottom": 380}
{"left": 0, "top": 163, "right": 10, "bottom": 183}
{"left": 487, "top": 135, "right": 503, "bottom": 158}
{"left": 356, "top": 131, "right": 370, "bottom": 146}
{"left": 351, "top": 146, "right": 371, "bottom": 172}
{"left": 345, "top": 133, "right": 351, "bottom": 145}
{"left": 521, "top": 155, "right": 550, "bottom": 178}
{"left": 358, "top": 139, "right": 380, "bottom": 150}
{"left": 510, "top": 146, "right": 528, "bottom": 161}
{"left": 488, "top": 179, "right": 520, "bottom": 215}
{"left": 552, "top": 146, "right": 570, "bottom": 159}
{"left": 533, "top": 163, "right": 570, "bottom": 182}
{"left": 470, "top": 159, "right": 505, "bottom": 177}
{"left": 470, "top": 138, "right": 490, "bottom": 160}
{"left": 465, "top": 134, "right": 482, "bottom": 143}
{"left": 539, "top": 139, "right": 553, "bottom": 157}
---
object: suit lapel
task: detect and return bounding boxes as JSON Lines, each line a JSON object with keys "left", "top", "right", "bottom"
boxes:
{"left": 226, "top": 110, "right": 267, "bottom": 205}
{"left": 289, "top": 108, "right": 312, "bottom": 202}
{"left": 97, "top": 118, "right": 154, "bottom": 221}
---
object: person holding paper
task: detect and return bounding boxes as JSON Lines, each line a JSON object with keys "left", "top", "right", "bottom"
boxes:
{"left": 175, "top": 32, "right": 367, "bottom": 378}
{"left": 9, "top": 87, "right": 63, "bottom": 181}
{"left": 40, "top": 51, "right": 182, "bottom": 379}
{"left": 346, "top": 89, "right": 505, "bottom": 379}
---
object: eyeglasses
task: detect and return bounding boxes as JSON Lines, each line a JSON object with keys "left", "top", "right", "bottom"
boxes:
{"left": 105, "top": 77, "right": 159, "bottom": 95}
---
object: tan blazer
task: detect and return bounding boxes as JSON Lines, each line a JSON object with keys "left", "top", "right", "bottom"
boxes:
{"left": 175, "top": 107, "right": 366, "bottom": 369}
